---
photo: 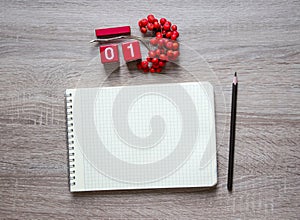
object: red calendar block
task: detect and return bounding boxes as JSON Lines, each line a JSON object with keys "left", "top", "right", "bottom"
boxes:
{"left": 99, "top": 44, "right": 119, "bottom": 63}
{"left": 95, "top": 26, "right": 131, "bottom": 38}
{"left": 121, "top": 41, "right": 142, "bottom": 62}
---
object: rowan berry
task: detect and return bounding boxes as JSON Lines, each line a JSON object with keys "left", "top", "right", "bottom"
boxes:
{"left": 173, "top": 50, "right": 180, "bottom": 59}
{"left": 141, "top": 18, "right": 148, "bottom": 26}
{"left": 166, "top": 41, "right": 173, "bottom": 49}
{"left": 147, "top": 23, "right": 154, "bottom": 31}
{"left": 150, "top": 38, "right": 158, "bottom": 45}
{"left": 167, "top": 50, "right": 173, "bottom": 58}
{"left": 152, "top": 63, "right": 159, "bottom": 68}
{"left": 159, "top": 61, "right": 165, "bottom": 67}
{"left": 159, "top": 54, "right": 167, "bottom": 61}
{"left": 163, "top": 22, "right": 171, "bottom": 31}
{"left": 155, "top": 48, "right": 161, "bottom": 56}
{"left": 141, "top": 60, "right": 148, "bottom": 69}
{"left": 148, "top": 50, "right": 156, "bottom": 58}
{"left": 143, "top": 67, "right": 149, "bottom": 73}
{"left": 166, "top": 31, "right": 172, "bottom": 38}
{"left": 171, "top": 25, "right": 177, "bottom": 31}
{"left": 160, "top": 18, "right": 167, "bottom": 25}
{"left": 156, "top": 67, "right": 162, "bottom": 73}
{"left": 138, "top": 20, "right": 142, "bottom": 27}
{"left": 153, "top": 21, "right": 160, "bottom": 29}
{"left": 150, "top": 68, "right": 156, "bottom": 73}
{"left": 173, "top": 31, "right": 179, "bottom": 37}
{"left": 172, "top": 42, "right": 179, "bottom": 50}
{"left": 152, "top": 58, "right": 159, "bottom": 64}
{"left": 171, "top": 34, "right": 177, "bottom": 40}
{"left": 140, "top": 27, "right": 147, "bottom": 34}
{"left": 156, "top": 32, "right": 163, "bottom": 38}
{"left": 157, "top": 38, "right": 164, "bottom": 48}
{"left": 147, "top": 14, "right": 155, "bottom": 23}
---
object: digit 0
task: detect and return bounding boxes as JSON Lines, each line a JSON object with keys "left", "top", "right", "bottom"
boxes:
{"left": 104, "top": 47, "right": 115, "bottom": 60}
{"left": 99, "top": 44, "right": 119, "bottom": 63}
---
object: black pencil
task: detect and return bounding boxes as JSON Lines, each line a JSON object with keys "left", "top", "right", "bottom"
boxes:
{"left": 227, "top": 72, "right": 238, "bottom": 191}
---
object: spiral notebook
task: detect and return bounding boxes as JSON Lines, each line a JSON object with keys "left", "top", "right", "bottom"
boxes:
{"left": 65, "top": 82, "right": 217, "bottom": 192}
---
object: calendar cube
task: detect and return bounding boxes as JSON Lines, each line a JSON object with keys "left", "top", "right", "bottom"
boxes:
{"left": 122, "top": 41, "right": 142, "bottom": 62}
{"left": 99, "top": 44, "right": 119, "bottom": 63}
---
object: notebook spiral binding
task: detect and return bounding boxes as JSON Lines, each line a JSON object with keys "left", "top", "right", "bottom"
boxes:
{"left": 65, "top": 92, "right": 76, "bottom": 187}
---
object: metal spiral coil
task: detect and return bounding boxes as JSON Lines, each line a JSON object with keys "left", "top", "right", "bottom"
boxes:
{"left": 65, "top": 92, "right": 76, "bottom": 187}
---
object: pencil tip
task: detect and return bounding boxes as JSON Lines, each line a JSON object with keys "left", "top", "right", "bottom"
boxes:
{"left": 233, "top": 72, "right": 238, "bottom": 84}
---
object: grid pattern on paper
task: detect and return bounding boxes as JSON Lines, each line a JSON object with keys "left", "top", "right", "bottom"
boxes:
{"left": 71, "top": 82, "right": 217, "bottom": 191}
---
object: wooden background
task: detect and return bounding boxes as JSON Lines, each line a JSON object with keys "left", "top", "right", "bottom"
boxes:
{"left": 1, "top": 0, "right": 299, "bottom": 219}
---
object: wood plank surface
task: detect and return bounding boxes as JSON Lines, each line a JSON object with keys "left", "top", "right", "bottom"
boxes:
{"left": 0, "top": 0, "right": 299, "bottom": 219}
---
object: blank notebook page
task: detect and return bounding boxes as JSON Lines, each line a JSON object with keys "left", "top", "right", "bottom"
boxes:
{"left": 65, "top": 82, "right": 217, "bottom": 192}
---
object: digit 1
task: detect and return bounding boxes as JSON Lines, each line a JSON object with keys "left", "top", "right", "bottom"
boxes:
{"left": 121, "top": 41, "right": 142, "bottom": 62}
{"left": 127, "top": 43, "right": 134, "bottom": 57}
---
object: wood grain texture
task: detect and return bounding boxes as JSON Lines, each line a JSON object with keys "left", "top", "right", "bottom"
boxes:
{"left": 0, "top": 0, "right": 299, "bottom": 219}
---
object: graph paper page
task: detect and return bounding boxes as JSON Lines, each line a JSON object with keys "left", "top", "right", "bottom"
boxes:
{"left": 66, "top": 82, "right": 217, "bottom": 192}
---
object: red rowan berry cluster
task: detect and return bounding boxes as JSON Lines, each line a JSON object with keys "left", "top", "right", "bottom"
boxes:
{"left": 137, "top": 14, "right": 180, "bottom": 73}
